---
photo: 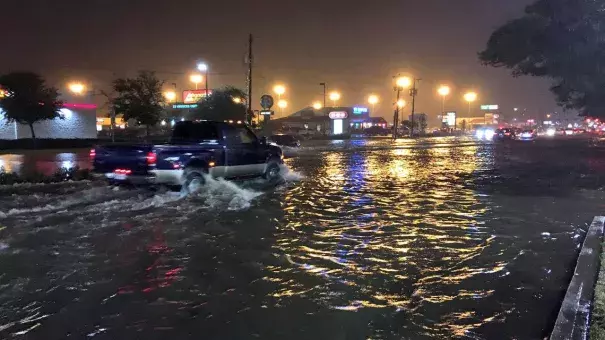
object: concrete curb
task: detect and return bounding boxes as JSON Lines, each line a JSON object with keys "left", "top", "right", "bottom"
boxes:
{"left": 551, "top": 216, "right": 605, "bottom": 340}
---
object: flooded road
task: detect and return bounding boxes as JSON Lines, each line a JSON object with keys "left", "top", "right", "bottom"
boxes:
{"left": 0, "top": 138, "right": 604, "bottom": 339}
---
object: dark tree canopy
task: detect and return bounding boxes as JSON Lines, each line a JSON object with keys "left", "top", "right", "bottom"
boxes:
{"left": 110, "top": 70, "right": 165, "bottom": 135}
{"left": 0, "top": 72, "right": 63, "bottom": 140}
{"left": 479, "top": 0, "right": 605, "bottom": 116}
{"left": 190, "top": 86, "right": 248, "bottom": 121}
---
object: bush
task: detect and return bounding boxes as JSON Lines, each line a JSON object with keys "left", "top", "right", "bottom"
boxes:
{"left": 0, "top": 166, "right": 92, "bottom": 185}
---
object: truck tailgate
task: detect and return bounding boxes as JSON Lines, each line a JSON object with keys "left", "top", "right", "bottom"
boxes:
{"left": 92, "top": 144, "right": 154, "bottom": 175}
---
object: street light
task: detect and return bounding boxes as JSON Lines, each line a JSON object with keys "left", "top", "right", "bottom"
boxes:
{"left": 397, "top": 99, "right": 406, "bottom": 108}
{"left": 329, "top": 91, "right": 341, "bottom": 106}
{"left": 437, "top": 85, "right": 450, "bottom": 115}
{"left": 313, "top": 101, "right": 323, "bottom": 110}
{"left": 368, "top": 94, "right": 379, "bottom": 112}
{"left": 273, "top": 84, "right": 286, "bottom": 100}
{"left": 164, "top": 91, "right": 176, "bottom": 102}
{"left": 197, "top": 62, "right": 209, "bottom": 96}
{"left": 233, "top": 97, "right": 242, "bottom": 104}
{"left": 277, "top": 99, "right": 287, "bottom": 116}
{"left": 464, "top": 91, "right": 478, "bottom": 116}
{"left": 396, "top": 76, "right": 412, "bottom": 89}
{"left": 68, "top": 82, "right": 86, "bottom": 95}
{"left": 190, "top": 74, "right": 203, "bottom": 90}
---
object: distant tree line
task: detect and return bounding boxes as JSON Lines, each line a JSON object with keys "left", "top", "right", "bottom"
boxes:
{"left": 0, "top": 70, "right": 250, "bottom": 142}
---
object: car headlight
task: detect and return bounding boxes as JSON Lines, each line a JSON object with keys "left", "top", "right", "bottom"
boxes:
{"left": 475, "top": 130, "right": 485, "bottom": 139}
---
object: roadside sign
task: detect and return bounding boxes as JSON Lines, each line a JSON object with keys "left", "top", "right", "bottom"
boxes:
{"left": 260, "top": 110, "right": 274, "bottom": 116}
{"left": 260, "top": 95, "right": 274, "bottom": 109}
{"left": 481, "top": 104, "right": 499, "bottom": 110}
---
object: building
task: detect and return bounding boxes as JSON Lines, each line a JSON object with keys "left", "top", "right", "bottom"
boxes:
{"left": 0, "top": 102, "right": 98, "bottom": 139}
{"left": 271, "top": 106, "right": 384, "bottom": 136}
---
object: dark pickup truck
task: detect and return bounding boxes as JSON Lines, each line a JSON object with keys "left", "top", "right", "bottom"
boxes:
{"left": 92, "top": 121, "right": 284, "bottom": 188}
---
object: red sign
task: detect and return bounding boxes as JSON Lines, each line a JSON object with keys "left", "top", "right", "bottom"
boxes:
{"left": 329, "top": 111, "right": 348, "bottom": 119}
{"left": 183, "top": 89, "right": 212, "bottom": 104}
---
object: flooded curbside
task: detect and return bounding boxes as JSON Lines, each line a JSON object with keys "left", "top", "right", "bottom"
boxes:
{"left": 551, "top": 216, "right": 605, "bottom": 340}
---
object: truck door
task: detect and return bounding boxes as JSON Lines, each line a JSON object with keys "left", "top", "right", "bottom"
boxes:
{"left": 223, "top": 125, "right": 265, "bottom": 177}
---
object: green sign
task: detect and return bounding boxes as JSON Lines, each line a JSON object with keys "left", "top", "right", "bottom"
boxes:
{"left": 480, "top": 104, "right": 498, "bottom": 110}
{"left": 172, "top": 103, "right": 198, "bottom": 109}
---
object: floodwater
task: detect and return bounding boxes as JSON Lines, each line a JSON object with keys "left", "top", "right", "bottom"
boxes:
{"left": 0, "top": 149, "right": 91, "bottom": 175}
{"left": 0, "top": 137, "right": 604, "bottom": 339}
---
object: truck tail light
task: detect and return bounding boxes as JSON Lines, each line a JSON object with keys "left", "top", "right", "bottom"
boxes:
{"left": 89, "top": 149, "right": 96, "bottom": 159}
{"left": 146, "top": 152, "right": 157, "bottom": 165}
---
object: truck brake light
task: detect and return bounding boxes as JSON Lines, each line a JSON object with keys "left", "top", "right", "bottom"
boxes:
{"left": 89, "top": 149, "right": 96, "bottom": 159}
{"left": 146, "top": 152, "right": 157, "bottom": 165}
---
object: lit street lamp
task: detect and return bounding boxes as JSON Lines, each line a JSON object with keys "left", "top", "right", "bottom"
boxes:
{"left": 397, "top": 99, "right": 406, "bottom": 108}
{"left": 68, "top": 82, "right": 86, "bottom": 95}
{"left": 329, "top": 91, "right": 341, "bottom": 106}
{"left": 190, "top": 74, "right": 203, "bottom": 90}
{"left": 164, "top": 91, "right": 177, "bottom": 102}
{"left": 464, "top": 91, "right": 478, "bottom": 116}
{"left": 396, "top": 76, "right": 412, "bottom": 89}
{"left": 273, "top": 84, "right": 286, "bottom": 100}
{"left": 197, "top": 62, "right": 209, "bottom": 96}
{"left": 233, "top": 97, "right": 242, "bottom": 104}
{"left": 368, "top": 94, "right": 379, "bottom": 113}
{"left": 313, "top": 101, "right": 322, "bottom": 110}
{"left": 437, "top": 85, "right": 450, "bottom": 114}
{"left": 277, "top": 99, "right": 288, "bottom": 116}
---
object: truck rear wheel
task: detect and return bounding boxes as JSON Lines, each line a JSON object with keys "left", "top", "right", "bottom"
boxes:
{"left": 182, "top": 167, "right": 207, "bottom": 193}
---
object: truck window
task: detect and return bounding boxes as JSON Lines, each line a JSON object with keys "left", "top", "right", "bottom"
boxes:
{"left": 224, "top": 125, "right": 257, "bottom": 145}
{"left": 172, "top": 122, "right": 220, "bottom": 142}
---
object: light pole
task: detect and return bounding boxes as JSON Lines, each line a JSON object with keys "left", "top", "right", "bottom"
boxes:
{"left": 464, "top": 91, "right": 478, "bottom": 116}
{"left": 273, "top": 84, "right": 286, "bottom": 100}
{"left": 320, "top": 82, "right": 326, "bottom": 108}
{"left": 197, "top": 62, "right": 209, "bottom": 98}
{"left": 277, "top": 99, "right": 288, "bottom": 116}
{"left": 190, "top": 74, "right": 203, "bottom": 90}
{"left": 393, "top": 76, "right": 412, "bottom": 139}
{"left": 329, "top": 91, "right": 341, "bottom": 107}
{"left": 368, "top": 94, "right": 379, "bottom": 113}
{"left": 437, "top": 85, "right": 450, "bottom": 116}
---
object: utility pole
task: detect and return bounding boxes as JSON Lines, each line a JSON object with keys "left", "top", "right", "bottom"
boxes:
{"left": 409, "top": 78, "right": 420, "bottom": 137}
{"left": 319, "top": 82, "right": 326, "bottom": 108}
{"left": 246, "top": 34, "right": 253, "bottom": 125}
{"left": 393, "top": 87, "right": 401, "bottom": 140}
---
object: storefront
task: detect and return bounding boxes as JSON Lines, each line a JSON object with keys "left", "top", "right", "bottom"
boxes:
{"left": 0, "top": 103, "right": 98, "bottom": 139}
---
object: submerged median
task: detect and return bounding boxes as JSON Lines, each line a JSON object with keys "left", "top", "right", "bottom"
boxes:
{"left": 0, "top": 167, "right": 92, "bottom": 185}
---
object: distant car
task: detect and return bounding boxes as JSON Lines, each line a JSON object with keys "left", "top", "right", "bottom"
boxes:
{"left": 518, "top": 129, "right": 537, "bottom": 141}
{"left": 269, "top": 134, "right": 301, "bottom": 147}
{"left": 494, "top": 128, "right": 516, "bottom": 140}
{"left": 364, "top": 126, "right": 389, "bottom": 136}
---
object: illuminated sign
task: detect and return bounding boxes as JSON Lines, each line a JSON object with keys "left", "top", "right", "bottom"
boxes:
{"left": 183, "top": 89, "right": 212, "bottom": 104}
{"left": 353, "top": 107, "right": 368, "bottom": 114}
{"left": 446, "top": 111, "right": 456, "bottom": 127}
{"left": 260, "top": 110, "right": 274, "bottom": 116}
{"left": 480, "top": 104, "right": 499, "bottom": 110}
{"left": 329, "top": 111, "right": 348, "bottom": 119}
{"left": 172, "top": 104, "right": 198, "bottom": 109}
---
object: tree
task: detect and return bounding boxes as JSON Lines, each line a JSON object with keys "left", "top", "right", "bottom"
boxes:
{"left": 190, "top": 86, "right": 248, "bottom": 121}
{"left": 479, "top": 0, "right": 605, "bottom": 117}
{"left": 0, "top": 72, "right": 63, "bottom": 141}
{"left": 110, "top": 71, "right": 165, "bottom": 137}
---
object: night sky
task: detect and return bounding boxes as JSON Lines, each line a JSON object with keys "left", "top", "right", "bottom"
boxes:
{"left": 0, "top": 0, "right": 561, "bottom": 123}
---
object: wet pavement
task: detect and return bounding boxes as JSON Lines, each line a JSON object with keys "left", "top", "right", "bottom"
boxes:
{"left": 0, "top": 137, "right": 605, "bottom": 339}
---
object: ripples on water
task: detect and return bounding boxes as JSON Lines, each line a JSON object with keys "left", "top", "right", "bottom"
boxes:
{"left": 0, "top": 138, "right": 603, "bottom": 339}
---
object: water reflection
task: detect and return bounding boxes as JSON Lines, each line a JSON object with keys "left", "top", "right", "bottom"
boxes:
{"left": 0, "top": 151, "right": 90, "bottom": 175}
{"left": 270, "top": 144, "right": 501, "bottom": 337}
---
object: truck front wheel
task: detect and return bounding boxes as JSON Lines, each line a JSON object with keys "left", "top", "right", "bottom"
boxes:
{"left": 263, "top": 160, "right": 281, "bottom": 181}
